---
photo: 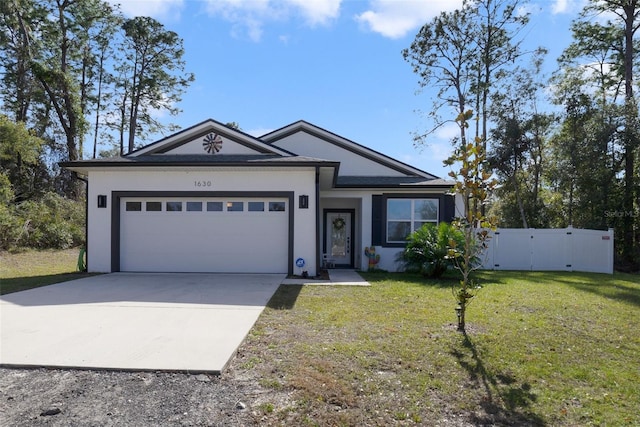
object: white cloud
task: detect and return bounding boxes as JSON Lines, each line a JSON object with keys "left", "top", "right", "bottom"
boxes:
{"left": 434, "top": 121, "right": 460, "bottom": 141}
{"left": 356, "top": 0, "right": 462, "bottom": 39}
{"left": 551, "top": 0, "right": 568, "bottom": 14}
{"left": 106, "top": 0, "right": 184, "bottom": 20}
{"left": 549, "top": 0, "right": 586, "bottom": 15}
{"left": 204, "top": 0, "right": 341, "bottom": 41}
{"left": 284, "top": 0, "right": 341, "bottom": 26}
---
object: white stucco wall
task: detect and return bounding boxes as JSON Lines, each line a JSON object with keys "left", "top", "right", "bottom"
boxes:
{"left": 86, "top": 167, "right": 317, "bottom": 274}
{"left": 272, "top": 132, "right": 405, "bottom": 177}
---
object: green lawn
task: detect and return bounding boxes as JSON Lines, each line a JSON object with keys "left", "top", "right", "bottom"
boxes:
{"left": 0, "top": 248, "right": 92, "bottom": 295}
{"left": 3, "top": 250, "right": 638, "bottom": 425}
{"left": 240, "top": 270, "right": 640, "bottom": 426}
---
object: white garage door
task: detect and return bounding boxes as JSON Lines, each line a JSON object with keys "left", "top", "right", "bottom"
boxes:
{"left": 120, "top": 197, "right": 289, "bottom": 273}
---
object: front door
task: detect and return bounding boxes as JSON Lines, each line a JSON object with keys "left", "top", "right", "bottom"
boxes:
{"left": 324, "top": 210, "right": 354, "bottom": 268}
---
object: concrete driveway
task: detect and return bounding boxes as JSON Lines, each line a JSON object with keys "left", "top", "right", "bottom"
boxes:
{"left": 0, "top": 273, "right": 283, "bottom": 374}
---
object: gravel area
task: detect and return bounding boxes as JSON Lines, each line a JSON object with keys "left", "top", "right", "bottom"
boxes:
{"left": 0, "top": 363, "right": 271, "bottom": 426}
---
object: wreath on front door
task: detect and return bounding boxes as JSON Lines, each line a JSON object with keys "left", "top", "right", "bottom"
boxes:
{"left": 332, "top": 217, "right": 346, "bottom": 230}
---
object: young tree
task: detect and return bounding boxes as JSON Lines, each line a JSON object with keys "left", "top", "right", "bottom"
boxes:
{"left": 117, "top": 16, "right": 195, "bottom": 154}
{"left": 445, "top": 110, "right": 497, "bottom": 333}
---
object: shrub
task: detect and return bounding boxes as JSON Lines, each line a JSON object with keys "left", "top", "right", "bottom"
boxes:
{"left": 397, "top": 222, "right": 465, "bottom": 278}
{"left": 0, "top": 192, "right": 85, "bottom": 250}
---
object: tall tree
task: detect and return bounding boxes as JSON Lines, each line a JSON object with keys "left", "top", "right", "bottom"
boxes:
{"left": 0, "top": 114, "right": 47, "bottom": 202}
{"left": 558, "top": 0, "right": 639, "bottom": 267}
{"left": 403, "top": 0, "right": 531, "bottom": 152}
{"left": 488, "top": 53, "right": 554, "bottom": 228}
{"left": 117, "top": 16, "right": 194, "bottom": 154}
{"left": 403, "top": 5, "right": 477, "bottom": 149}
{"left": 0, "top": 0, "right": 47, "bottom": 123}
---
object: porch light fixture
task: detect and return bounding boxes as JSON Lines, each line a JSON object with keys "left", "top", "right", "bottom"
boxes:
{"left": 97, "top": 195, "right": 107, "bottom": 208}
{"left": 299, "top": 195, "right": 309, "bottom": 209}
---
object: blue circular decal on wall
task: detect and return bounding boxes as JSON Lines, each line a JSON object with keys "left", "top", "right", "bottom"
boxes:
{"left": 295, "top": 258, "right": 306, "bottom": 268}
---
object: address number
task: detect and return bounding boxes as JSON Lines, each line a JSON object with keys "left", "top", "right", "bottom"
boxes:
{"left": 194, "top": 180, "right": 212, "bottom": 187}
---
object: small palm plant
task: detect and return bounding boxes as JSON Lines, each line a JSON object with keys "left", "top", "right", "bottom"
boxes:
{"left": 398, "top": 222, "right": 465, "bottom": 278}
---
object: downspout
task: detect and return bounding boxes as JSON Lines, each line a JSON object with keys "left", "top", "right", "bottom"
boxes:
{"left": 75, "top": 172, "right": 88, "bottom": 272}
{"left": 315, "top": 167, "right": 321, "bottom": 275}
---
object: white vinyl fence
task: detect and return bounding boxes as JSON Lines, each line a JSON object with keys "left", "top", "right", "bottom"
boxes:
{"left": 480, "top": 227, "right": 614, "bottom": 274}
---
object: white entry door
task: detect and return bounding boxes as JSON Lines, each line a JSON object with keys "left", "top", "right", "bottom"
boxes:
{"left": 325, "top": 211, "right": 353, "bottom": 267}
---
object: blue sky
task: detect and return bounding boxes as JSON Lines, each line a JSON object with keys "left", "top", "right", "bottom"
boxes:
{"left": 108, "top": 0, "right": 584, "bottom": 177}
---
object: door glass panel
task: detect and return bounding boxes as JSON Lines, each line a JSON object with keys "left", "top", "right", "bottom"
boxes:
{"left": 125, "top": 201, "right": 142, "bottom": 211}
{"left": 331, "top": 216, "right": 347, "bottom": 257}
{"left": 146, "top": 201, "right": 162, "bottom": 211}
{"left": 187, "top": 202, "right": 203, "bottom": 211}
{"left": 227, "top": 201, "right": 243, "bottom": 212}
{"left": 207, "top": 201, "right": 223, "bottom": 211}
{"left": 166, "top": 202, "right": 182, "bottom": 212}
{"left": 248, "top": 202, "right": 264, "bottom": 212}
{"left": 269, "top": 201, "right": 286, "bottom": 212}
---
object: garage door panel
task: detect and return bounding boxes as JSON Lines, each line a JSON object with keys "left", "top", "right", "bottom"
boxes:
{"left": 120, "top": 197, "right": 289, "bottom": 273}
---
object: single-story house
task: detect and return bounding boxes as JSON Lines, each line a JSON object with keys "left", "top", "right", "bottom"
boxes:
{"left": 61, "top": 119, "right": 459, "bottom": 276}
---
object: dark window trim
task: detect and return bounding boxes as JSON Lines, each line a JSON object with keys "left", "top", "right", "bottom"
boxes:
{"left": 111, "top": 191, "right": 294, "bottom": 274}
{"left": 377, "top": 193, "right": 449, "bottom": 248}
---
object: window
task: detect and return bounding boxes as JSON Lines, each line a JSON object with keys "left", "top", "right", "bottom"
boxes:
{"left": 125, "top": 201, "right": 142, "bottom": 211}
{"left": 269, "top": 201, "right": 286, "bottom": 212}
{"left": 187, "top": 201, "right": 203, "bottom": 212}
{"left": 166, "top": 201, "right": 183, "bottom": 212}
{"left": 227, "top": 201, "right": 243, "bottom": 212}
{"left": 207, "top": 201, "right": 223, "bottom": 212}
{"left": 386, "top": 198, "right": 438, "bottom": 243}
{"left": 146, "top": 202, "right": 162, "bottom": 212}
{"left": 248, "top": 201, "right": 264, "bottom": 212}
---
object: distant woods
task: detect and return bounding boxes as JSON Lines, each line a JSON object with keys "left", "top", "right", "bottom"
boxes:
{"left": 404, "top": 0, "right": 639, "bottom": 269}
{"left": 0, "top": 0, "right": 194, "bottom": 248}
{"left": 0, "top": 0, "right": 194, "bottom": 195}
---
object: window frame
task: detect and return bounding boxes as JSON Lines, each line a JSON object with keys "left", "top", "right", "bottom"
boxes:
{"left": 381, "top": 196, "right": 441, "bottom": 247}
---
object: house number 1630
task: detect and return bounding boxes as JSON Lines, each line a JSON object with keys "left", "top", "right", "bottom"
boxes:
{"left": 194, "top": 180, "right": 212, "bottom": 187}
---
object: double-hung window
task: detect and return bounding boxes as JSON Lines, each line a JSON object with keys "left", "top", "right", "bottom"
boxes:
{"left": 386, "top": 198, "right": 438, "bottom": 243}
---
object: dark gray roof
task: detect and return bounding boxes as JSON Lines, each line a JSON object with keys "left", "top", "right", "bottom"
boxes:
{"left": 60, "top": 154, "right": 339, "bottom": 168}
{"left": 336, "top": 176, "right": 453, "bottom": 188}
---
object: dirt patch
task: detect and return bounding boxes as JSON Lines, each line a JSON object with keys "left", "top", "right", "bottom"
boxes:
{"left": 0, "top": 367, "right": 268, "bottom": 426}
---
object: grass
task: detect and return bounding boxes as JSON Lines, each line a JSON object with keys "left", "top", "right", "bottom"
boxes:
{"left": 4, "top": 250, "right": 639, "bottom": 425}
{"left": 239, "top": 270, "right": 640, "bottom": 426}
{"left": 0, "top": 248, "right": 92, "bottom": 295}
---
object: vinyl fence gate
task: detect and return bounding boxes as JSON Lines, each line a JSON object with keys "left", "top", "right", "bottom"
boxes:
{"left": 480, "top": 227, "right": 614, "bottom": 274}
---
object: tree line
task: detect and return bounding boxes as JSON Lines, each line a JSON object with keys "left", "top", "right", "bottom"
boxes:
{"left": 0, "top": 0, "right": 193, "bottom": 249}
{"left": 0, "top": 0, "right": 194, "bottom": 200}
{"left": 404, "top": 0, "right": 639, "bottom": 270}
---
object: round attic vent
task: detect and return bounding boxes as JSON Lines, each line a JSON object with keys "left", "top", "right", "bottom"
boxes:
{"left": 202, "top": 133, "right": 223, "bottom": 154}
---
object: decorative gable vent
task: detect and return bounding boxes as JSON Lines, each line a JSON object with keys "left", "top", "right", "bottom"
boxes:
{"left": 202, "top": 133, "right": 223, "bottom": 154}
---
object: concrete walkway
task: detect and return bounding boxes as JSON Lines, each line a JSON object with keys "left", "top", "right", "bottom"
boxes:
{"left": 281, "top": 269, "right": 370, "bottom": 286}
{"left": 0, "top": 273, "right": 282, "bottom": 374}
